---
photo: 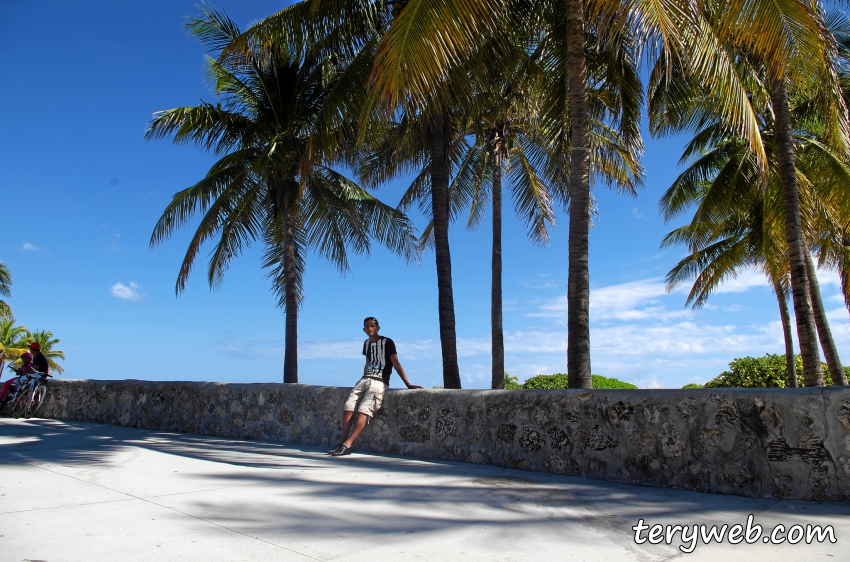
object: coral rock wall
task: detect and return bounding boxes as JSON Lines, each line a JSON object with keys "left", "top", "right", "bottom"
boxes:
{"left": 39, "top": 380, "right": 850, "bottom": 501}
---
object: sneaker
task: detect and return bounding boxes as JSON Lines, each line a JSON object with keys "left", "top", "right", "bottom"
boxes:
{"left": 329, "top": 444, "right": 352, "bottom": 456}
{"left": 327, "top": 443, "right": 344, "bottom": 455}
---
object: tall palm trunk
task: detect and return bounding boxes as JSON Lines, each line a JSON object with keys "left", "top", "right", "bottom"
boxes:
{"left": 490, "top": 127, "right": 505, "bottom": 389}
{"left": 841, "top": 233, "right": 850, "bottom": 321}
{"left": 282, "top": 213, "right": 299, "bottom": 384}
{"left": 429, "top": 110, "right": 462, "bottom": 389}
{"left": 805, "top": 250, "right": 848, "bottom": 385}
{"left": 770, "top": 74, "right": 823, "bottom": 387}
{"left": 565, "top": 0, "right": 592, "bottom": 389}
{"left": 772, "top": 275, "right": 798, "bottom": 388}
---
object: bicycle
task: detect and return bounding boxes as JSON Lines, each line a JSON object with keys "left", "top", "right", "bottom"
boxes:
{"left": 22, "top": 372, "right": 49, "bottom": 418}
{"left": 1, "top": 365, "right": 49, "bottom": 419}
{"left": 1, "top": 368, "right": 30, "bottom": 419}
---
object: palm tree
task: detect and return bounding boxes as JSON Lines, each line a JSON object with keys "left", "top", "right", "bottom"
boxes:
{"left": 454, "top": 85, "right": 554, "bottom": 389}
{"left": 0, "top": 262, "right": 11, "bottom": 319}
{"left": 228, "top": 1, "right": 467, "bottom": 388}
{"left": 0, "top": 318, "right": 28, "bottom": 376}
{"left": 811, "top": 14, "right": 850, "bottom": 319}
{"left": 650, "top": 3, "right": 849, "bottom": 385}
{"left": 147, "top": 7, "right": 416, "bottom": 384}
{"left": 661, "top": 101, "right": 850, "bottom": 386}
{"left": 227, "top": 0, "right": 837, "bottom": 387}
{"left": 366, "top": 0, "right": 600, "bottom": 388}
{"left": 360, "top": 0, "right": 839, "bottom": 387}
{"left": 452, "top": 23, "right": 644, "bottom": 388}
{"left": 21, "top": 330, "right": 66, "bottom": 375}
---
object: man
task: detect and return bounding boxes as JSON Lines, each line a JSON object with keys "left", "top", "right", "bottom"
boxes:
{"left": 29, "top": 342, "right": 50, "bottom": 377}
{"left": 328, "top": 317, "right": 422, "bottom": 456}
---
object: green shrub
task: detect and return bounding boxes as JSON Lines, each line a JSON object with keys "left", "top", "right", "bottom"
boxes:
{"left": 704, "top": 354, "right": 834, "bottom": 388}
{"left": 518, "top": 373, "right": 637, "bottom": 389}
{"left": 591, "top": 374, "right": 638, "bottom": 389}
{"left": 521, "top": 373, "right": 568, "bottom": 389}
{"left": 682, "top": 383, "right": 704, "bottom": 389}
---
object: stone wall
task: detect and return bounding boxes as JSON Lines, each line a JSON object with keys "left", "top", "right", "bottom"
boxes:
{"left": 36, "top": 379, "right": 850, "bottom": 502}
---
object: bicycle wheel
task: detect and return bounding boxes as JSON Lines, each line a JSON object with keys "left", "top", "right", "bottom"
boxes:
{"left": 11, "top": 396, "right": 26, "bottom": 419}
{"left": 25, "top": 385, "right": 47, "bottom": 418}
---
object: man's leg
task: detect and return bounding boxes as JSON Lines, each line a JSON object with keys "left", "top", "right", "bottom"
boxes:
{"left": 339, "top": 410, "right": 355, "bottom": 443}
{"left": 342, "top": 412, "right": 370, "bottom": 448}
{"left": 332, "top": 379, "right": 367, "bottom": 452}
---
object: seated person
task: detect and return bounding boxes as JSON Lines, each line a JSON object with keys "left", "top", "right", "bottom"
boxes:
{"left": 0, "top": 352, "right": 35, "bottom": 404}
{"left": 29, "top": 342, "right": 51, "bottom": 377}
{"left": 328, "top": 317, "right": 422, "bottom": 456}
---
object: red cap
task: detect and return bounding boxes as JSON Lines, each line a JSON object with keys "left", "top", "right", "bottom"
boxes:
{"left": 28, "top": 342, "right": 41, "bottom": 351}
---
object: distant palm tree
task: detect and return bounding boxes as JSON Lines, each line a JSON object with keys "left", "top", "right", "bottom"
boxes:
{"left": 22, "top": 330, "right": 66, "bottom": 375}
{"left": 0, "top": 318, "right": 28, "bottom": 375}
{"left": 661, "top": 107, "right": 850, "bottom": 386}
{"left": 650, "top": 6, "right": 848, "bottom": 386}
{"left": 452, "top": 24, "right": 644, "bottom": 388}
{"left": 147, "top": 7, "right": 416, "bottom": 383}
{"left": 0, "top": 262, "right": 11, "bottom": 319}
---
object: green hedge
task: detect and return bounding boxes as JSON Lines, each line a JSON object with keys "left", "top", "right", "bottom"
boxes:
{"left": 514, "top": 373, "right": 637, "bottom": 389}
{"left": 703, "top": 354, "right": 841, "bottom": 388}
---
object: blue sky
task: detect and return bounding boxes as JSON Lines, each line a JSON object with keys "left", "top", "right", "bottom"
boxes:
{"left": 2, "top": 0, "right": 848, "bottom": 389}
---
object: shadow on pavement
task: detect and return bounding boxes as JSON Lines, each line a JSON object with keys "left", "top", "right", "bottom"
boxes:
{"left": 1, "top": 416, "right": 847, "bottom": 550}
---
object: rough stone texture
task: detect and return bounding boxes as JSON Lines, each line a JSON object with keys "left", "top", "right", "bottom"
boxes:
{"left": 38, "top": 380, "right": 850, "bottom": 502}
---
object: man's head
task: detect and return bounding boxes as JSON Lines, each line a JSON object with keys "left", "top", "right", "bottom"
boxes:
{"left": 29, "top": 342, "right": 41, "bottom": 352}
{"left": 363, "top": 317, "right": 380, "bottom": 337}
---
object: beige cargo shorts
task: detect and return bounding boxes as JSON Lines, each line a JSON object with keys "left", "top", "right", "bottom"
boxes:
{"left": 344, "top": 377, "right": 386, "bottom": 417}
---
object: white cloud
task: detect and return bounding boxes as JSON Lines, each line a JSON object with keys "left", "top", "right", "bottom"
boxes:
{"left": 530, "top": 269, "right": 772, "bottom": 324}
{"left": 591, "top": 321, "right": 781, "bottom": 356}
{"left": 531, "top": 277, "right": 693, "bottom": 322}
{"left": 499, "top": 321, "right": 782, "bottom": 359}
{"left": 22, "top": 242, "right": 41, "bottom": 251}
{"left": 632, "top": 208, "right": 643, "bottom": 219}
{"left": 110, "top": 281, "right": 146, "bottom": 301}
{"left": 500, "top": 271, "right": 800, "bottom": 387}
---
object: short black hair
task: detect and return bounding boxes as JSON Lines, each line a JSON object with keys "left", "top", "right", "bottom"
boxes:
{"left": 363, "top": 316, "right": 380, "bottom": 328}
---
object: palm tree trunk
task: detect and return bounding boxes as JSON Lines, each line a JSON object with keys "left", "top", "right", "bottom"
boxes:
{"left": 772, "top": 275, "right": 798, "bottom": 388}
{"left": 282, "top": 213, "right": 299, "bottom": 384}
{"left": 490, "top": 135, "right": 505, "bottom": 389}
{"left": 429, "top": 110, "right": 461, "bottom": 389}
{"left": 565, "top": 0, "right": 592, "bottom": 389}
{"left": 805, "top": 250, "right": 847, "bottom": 385}
{"left": 770, "top": 74, "right": 823, "bottom": 387}
{"left": 840, "top": 233, "right": 850, "bottom": 322}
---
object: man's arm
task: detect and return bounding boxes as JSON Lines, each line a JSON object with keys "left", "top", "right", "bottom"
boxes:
{"left": 390, "top": 354, "right": 422, "bottom": 389}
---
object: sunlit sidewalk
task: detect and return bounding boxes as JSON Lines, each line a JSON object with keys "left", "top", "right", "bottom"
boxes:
{"left": 1, "top": 419, "right": 847, "bottom": 561}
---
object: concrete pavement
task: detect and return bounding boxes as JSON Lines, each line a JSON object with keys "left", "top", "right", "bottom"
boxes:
{"left": 1, "top": 418, "right": 848, "bottom": 561}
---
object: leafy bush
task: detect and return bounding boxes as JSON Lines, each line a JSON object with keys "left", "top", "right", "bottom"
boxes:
{"left": 704, "top": 354, "right": 835, "bottom": 388}
{"left": 518, "top": 373, "right": 637, "bottom": 389}
{"left": 591, "top": 374, "right": 638, "bottom": 389}
{"left": 682, "top": 383, "right": 704, "bottom": 389}
{"left": 521, "top": 373, "right": 568, "bottom": 389}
